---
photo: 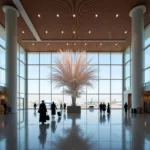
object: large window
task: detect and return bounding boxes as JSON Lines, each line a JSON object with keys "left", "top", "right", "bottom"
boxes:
{"left": 0, "top": 44, "right": 6, "bottom": 86}
{"left": 0, "top": 29, "right": 26, "bottom": 109}
{"left": 17, "top": 45, "right": 26, "bottom": 109}
{"left": 144, "top": 25, "right": 150, "bottom": 86}
{"left": 27, "top": 52, "right": 123, "bottom": 108}
{"left": 123, "top": 46, "right": 131, "bottom": 91}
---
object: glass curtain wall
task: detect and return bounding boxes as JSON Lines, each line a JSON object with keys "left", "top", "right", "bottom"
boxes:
{"left": 0, "top": 33, "right": 26, "bottom": 109}
{"left": 123, "top": 46, "right": 131, "bottom": 91}
{"left": 0, "top": 37, "right": 6, "bottom": 86}
{"left": 123, "top": 23, "right": 150, "bottom": 92}
{"left": 17, "top": 45, "right": 26, "bottom": 109}
{"left": 27, "top": 52, "right": 123, "bottom": 108}
{"left": 144, "top": 25, "right": 150, "bottom": 86}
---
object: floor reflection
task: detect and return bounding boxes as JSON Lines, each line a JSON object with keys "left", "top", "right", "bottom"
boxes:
{"left": 0, "top": 109, "right": 150, "bottom": 150}
{"left": 54, "top": 113, "right": 92, "bottom": 150}
{"left": 39, "top": 124, "right": 49, "bottom": 149}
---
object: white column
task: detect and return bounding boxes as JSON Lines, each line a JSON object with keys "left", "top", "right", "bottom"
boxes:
{"left": 129, "top": 5, "right": 146, "bottom": 113}
{"left": 3, "top": 6, "right": 19, "bottom": 113}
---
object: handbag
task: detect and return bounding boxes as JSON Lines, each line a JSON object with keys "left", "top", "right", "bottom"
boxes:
{"left": 46, "top": 115, "right": 50, "bottom": 120}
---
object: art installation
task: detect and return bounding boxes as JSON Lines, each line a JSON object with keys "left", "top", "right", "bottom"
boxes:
{"left": 52, "top": 50, "right": 96, "bottom": 109}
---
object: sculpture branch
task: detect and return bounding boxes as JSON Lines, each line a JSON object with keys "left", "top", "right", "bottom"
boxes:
{"left": 52, "top": 50, "right": 96, "bottom": 106}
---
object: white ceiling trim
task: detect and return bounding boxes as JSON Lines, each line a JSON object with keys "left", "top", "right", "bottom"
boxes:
{"left": 22, "top": 39, "right": 126, "bottom": 43}
{"left": 12, "top": 0, "right": 41, "bottom": 41}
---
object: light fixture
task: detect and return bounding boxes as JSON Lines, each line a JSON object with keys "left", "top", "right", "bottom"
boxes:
{"left": 124, "top": 31, "right": 128, "bottom": 34}
{"left": 22, "top": 31, "right": 25, "bottom": 34}
{"left": 32, "top": 43, "right": 35, "bottom": 46}
{"left": 38, "top": 14, "right": 41, "bottom": 18}
{"left": 88, "top": 30, "right": 91, "bottom": 34}
{"left": 56, "top": 14, "right": 60, "bottom": 17}
{"left": 61, "top": 31, "right": 64, "bottom": 34}
{"left": 100, "top": 43, "right": 102, "bottom": 46}
{"left": 45, "top": 30, "right": 48, "bottom": 34}
{"left": 115, "top": 43, "right": 118, "bottom": 46}
{"left": 73, "top": 31, "right": 76, "bottom": 34}
{"left": 66, "top": 43, "right": 69, "bottom": 46}
{"left": 74, "top": 43, "right": 76, "bottom": 46}
{"left": 116, "top": 14, "right": 119, "bottom": 18}
{"left": 95, "top": 14, "right": 98, "bottom": 17}
{"left": 73, "top": 14, "right": 76, "bottom": 17}
{"left": 85, "top": 43, "right": 87, "bottom": 46}
{"left": 47, "top": 43, "right": 50, "bottom": 46}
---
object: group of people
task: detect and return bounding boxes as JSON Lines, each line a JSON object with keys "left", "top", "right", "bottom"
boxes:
{"left": 60, "top": 103, "right": 66, "bottom": 110}
{"left": 99, "top": 103, "right": 110, "bottom": 114}
{"left": 38, "top": 101, "right": 65, "bottom": 124}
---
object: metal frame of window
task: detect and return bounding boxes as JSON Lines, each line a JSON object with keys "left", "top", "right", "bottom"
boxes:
{"left": 27, "top": 52, "right": 123, "bottom": 109}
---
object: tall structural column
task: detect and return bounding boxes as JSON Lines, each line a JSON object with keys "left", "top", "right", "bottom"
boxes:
{"left": 3, "top": 6, "right": 19, "bottom": 113}
{"left": 129, "top": 5, "right": 146, "bottom": 113}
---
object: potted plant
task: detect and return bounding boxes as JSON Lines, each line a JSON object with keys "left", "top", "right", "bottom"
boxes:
{"left": 52, "top": 50, "right": 96, "bottom": 113}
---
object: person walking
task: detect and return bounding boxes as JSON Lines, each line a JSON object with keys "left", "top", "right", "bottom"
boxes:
{"left": 107, "top": 103, "right": 110, "bottom": 114}
{"left": 99, "top": 103, "right": 103, "bottom": 113}
{"left": 64, "top": 103, "right": 66, "bottom": 110}
{"left": 60, "top": 103, "right": 62, "bottom": 109}
{"left": 3, "top": 102, "right": 7, "bottom": 114}
{"left": 38, "top": 100, "right": 47, "bottom": 124}
{"left": 51, "top": 102, "right": 57, "bottom": 118}
{"left": 33, "top": 103, "right": 37, "bottom": 110}
{"left": 102, "top": 103, "right": 106, "bottom": 114}
{"left": 124, "top": 102, "right": 128, "bottom": 114}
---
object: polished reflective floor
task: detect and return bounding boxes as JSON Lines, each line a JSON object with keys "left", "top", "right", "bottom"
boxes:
{"left": 0, "top": 109, "right": 150, "bottom": 150}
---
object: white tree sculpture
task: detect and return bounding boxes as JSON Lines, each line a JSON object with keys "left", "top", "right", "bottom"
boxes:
{"left": 52, "top": 50, "right": 96, "bottom": 106}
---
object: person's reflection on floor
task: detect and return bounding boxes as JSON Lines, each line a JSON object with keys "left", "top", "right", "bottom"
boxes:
{"left": 57, "top": 116, "right": 61, "bottom": 123}
{"left": 38, "top": 124, "right": 49, "bottom": 149}
{"left": 99, "top": 113, "right": 103, "bottom": 124}
{"left": 51, "top": 118, "right": 57, "bottom": 133}
{"left": 107, "top": 113, "right": 110, "bottom": 122}
{"left": 124, "top": 115, "right": 127, "bottom": 126}
{"left": 63, "top": 112, "right": 66, "bottom": 120}
{"left": 102, "top": 113, "right": 106, "bottom": 124}
{"left": 34, "top": 109, "right": 37, "bottom": 117}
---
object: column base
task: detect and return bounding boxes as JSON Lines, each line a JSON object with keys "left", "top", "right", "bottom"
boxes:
{"left": 131, "top": 107, "right": 143, "bottom": 114}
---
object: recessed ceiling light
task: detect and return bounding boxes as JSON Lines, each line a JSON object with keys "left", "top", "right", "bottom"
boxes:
{"left": 115, "top": 43, "right": 118, "bottom": 46}
{"left": 100, "top": 43, "right": 102, "bottom": 46}
{"left": 124, "top": 31, "right": 128, "bottom": 34}
{"left": 73, "top": 31, "right": 76, "bottom": 34}
{"left": 66, "top": 43, "right": 69, "bottom": 46}
{"left": 74, "top": 43, "right": 76, "bottom": 46}
{"left": 45, "top": 30, "right": 48, "bottom": 34}
{"left": 32, "top": 43, "right": 35, "bottom": 46}
{"left": 22, "top": 31, "right": 25, "bottom": 34}
{"left": 38, "top": 14, "right": 41, "bottom": 18}
{"left": 88, "top": 30, "right": 91, "bottom": 34}
{"left": 56, "top": 14, "right": 60, "bottom": 17}
{"left": 95, "top": 14, "right": 98, "bottom": 17}
{"left": 61, "top": 31, "right": 64, "bottom": 34}
{"left": 73, "top": 14, "right": 76, "bottom": 17}
{"left": 85, "top": 43, "right": 87, "bottom": 46}
{"left": 116, "top": 14, "right": 119, "bottom": 18}
{"left": 47, "top": 43, "right": 50, "bottom": 46}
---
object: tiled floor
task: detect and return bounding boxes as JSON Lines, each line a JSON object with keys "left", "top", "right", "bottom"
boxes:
{"left": 0, "top": 109, "right": 150, "bottom": 150}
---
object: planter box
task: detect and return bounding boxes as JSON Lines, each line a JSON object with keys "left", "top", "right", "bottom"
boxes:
{"left": 67, "top": 106, "right": 81, "bottom": 113}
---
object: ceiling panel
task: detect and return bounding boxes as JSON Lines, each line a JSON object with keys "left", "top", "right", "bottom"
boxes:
{"left": 0, "top": 0, "right": 150, "bottom": 52}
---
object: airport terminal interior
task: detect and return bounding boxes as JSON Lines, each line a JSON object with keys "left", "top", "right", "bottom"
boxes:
{"left": 0, "top": 0, "right": 150, "bottom": 149}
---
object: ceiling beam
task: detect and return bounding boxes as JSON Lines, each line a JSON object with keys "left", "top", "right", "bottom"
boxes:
{"left": 22, "top": 39, "right": 126, "bottom": 43}
{"left": 12, "top": 0, "right": 41, "bottom": 41}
